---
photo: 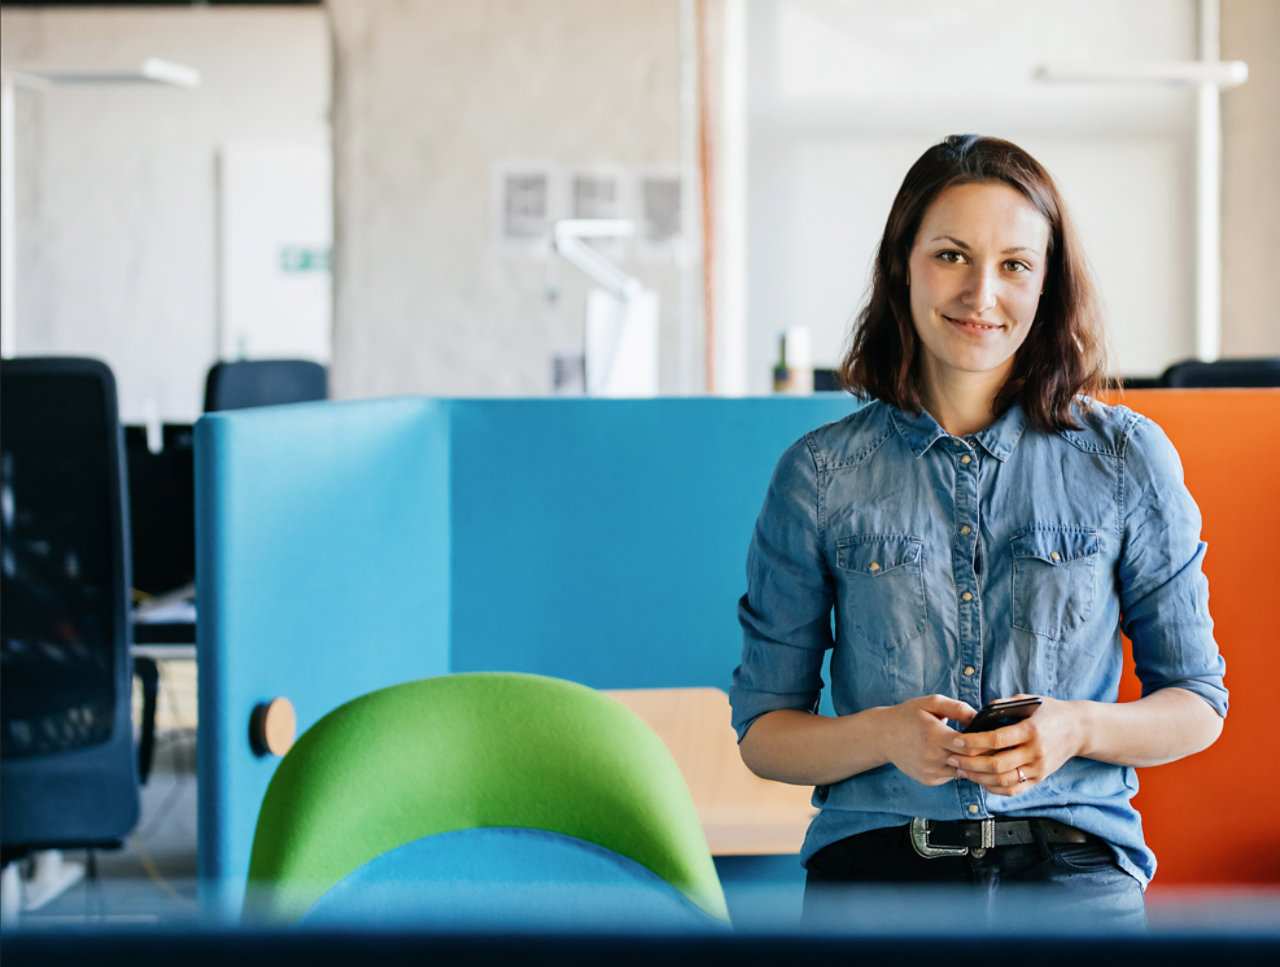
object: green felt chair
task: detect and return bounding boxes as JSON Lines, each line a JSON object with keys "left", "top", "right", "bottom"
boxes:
{"left": 245, "top": 672, "right": 729, "bottom": 927}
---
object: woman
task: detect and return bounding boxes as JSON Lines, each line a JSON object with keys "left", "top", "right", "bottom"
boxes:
{"left": 730, "top": 135, "right": 1226, "bottom": 926}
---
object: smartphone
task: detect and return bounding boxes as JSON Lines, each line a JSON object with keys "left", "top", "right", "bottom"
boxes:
{"left": 963, "top": 697, "right": 1042, "bottom": 733}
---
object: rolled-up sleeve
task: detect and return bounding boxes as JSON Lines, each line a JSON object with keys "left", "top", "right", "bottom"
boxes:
{"left": 730, "top": 437, "right": 836, "bottom": 741}
{"left": 1119, "top": 416, "right": 1228, "bottom": 717}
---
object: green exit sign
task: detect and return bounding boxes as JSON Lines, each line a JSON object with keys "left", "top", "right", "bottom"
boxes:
{"left": 280, "top": 246, "right": 331, "bottom": 273}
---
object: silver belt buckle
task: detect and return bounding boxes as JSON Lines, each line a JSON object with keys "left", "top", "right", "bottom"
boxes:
{"left": 910, "top": 816, "right": 993, "bottom": 859}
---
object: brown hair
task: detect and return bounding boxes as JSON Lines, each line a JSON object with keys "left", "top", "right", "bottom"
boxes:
{"left": 838, "top": 134, "right": 1109, "bottom": 432}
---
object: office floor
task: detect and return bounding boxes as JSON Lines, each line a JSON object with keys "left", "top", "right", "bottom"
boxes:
{"left": 5, "top": 660, "right": 200, "bottom": 927}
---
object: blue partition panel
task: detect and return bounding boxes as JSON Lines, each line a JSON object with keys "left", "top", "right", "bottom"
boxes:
{"left": 195, "top": 394, "right": 862, "bottom": 916}
{"left": 196, "top": 397, "right": 453, "bottom": 915}
{"left": 448, "top": 397, "right": 860, "bottom": 688}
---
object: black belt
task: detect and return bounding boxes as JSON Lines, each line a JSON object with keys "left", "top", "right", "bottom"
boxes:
{"left": 909, "top": 816, "right": 1091, "bottom": 858}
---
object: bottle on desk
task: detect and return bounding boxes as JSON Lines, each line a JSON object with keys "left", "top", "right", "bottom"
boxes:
{"left": 773, "top": 326, "right": 814, "bottom": 395}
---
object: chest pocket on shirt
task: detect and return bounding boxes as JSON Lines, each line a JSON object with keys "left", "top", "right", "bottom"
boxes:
{"left": 1010, "top": 527, "right": 1099, "bottom": 640}
{"left": 836, "top": 535, "right": 927, "bottom": 648}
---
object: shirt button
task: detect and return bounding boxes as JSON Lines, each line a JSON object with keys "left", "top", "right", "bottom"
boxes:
{"left": 968, "top": 804, "right": 980, "bottom": 815}
{"left": 868, "top": 562, "right": 880, "bottom": 572}
{"left": 953, "top": 439, "right": 963, "bottom": 447}
{"left": 960, "top": 525, "right": 972, "bottom": 535}
{"left": 961, "top": 455, "right": 972, "bottom": 464}
{"left": 1050, "top": 551, "right": 1061, "bottom": 561}
{"left": 963, "top": 665, "right": 975, "bottom": 676}
{"left": 961, "top": 591, "right": 973, "bottom": 602}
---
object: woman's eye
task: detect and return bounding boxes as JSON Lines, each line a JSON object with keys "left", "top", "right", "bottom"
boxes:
{"left": 1004, "top": 260, "right": 1031, "bottom": 273}
{"left": 938, "top": 251, "right": 964, "bottom": 263}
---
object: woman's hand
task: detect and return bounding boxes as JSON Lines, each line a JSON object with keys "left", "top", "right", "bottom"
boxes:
{"left": 873, "top": 694, "right": 979, "bottom": 787}
{"left": 741, "top": 688, "right": 1221, "bottom": 791}
{"left": 945, "top": 687, "right": 1224, "bottom": 796}
{"left": 738, "top": 695, "right": 976, "bottom": 788}
{"left": 945, "top": 694, "right": 1083, "bottom": 796}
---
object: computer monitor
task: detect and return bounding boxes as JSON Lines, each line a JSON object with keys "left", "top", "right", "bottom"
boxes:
{"left": 124, "top": 423, "right": 196, "bottom": 599}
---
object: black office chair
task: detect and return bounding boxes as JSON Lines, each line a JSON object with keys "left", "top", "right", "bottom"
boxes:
{"left": 203, "top": 359, "right": 327, "bottom": 412}
{"left": 122, "top": 423, "right": 197, "bottom": 785}
{"left": 1, "top": 357, "right": 140, "bottom": 868}
{"left": 1160, "top": 357, "right": 1280, "bottom": 388}
{"left": 1117, "top": 375, "right": 1165, "bottom": 390}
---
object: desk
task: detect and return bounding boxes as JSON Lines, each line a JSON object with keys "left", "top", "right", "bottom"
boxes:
{"left": 132, "top": 584, "right": 196, "bottom": 642}
{"left": 605, "top": 688, "right": 814, "bottom": 857}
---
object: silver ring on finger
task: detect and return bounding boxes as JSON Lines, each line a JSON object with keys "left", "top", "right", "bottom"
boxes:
{"left": 1017, "top": 767, "right": 1027, "bottom": 783}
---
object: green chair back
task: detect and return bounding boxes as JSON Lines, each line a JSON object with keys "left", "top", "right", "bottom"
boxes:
{"left": 246, "top": 672, "right": 729, "bottom": 923}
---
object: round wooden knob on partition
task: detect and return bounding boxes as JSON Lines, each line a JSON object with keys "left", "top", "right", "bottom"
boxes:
{"left": 250, "top": 697, "right": 297, "bottom": 757}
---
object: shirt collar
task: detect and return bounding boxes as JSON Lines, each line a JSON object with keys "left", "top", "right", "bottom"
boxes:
{"left": 889, "top": 402, "right": 1027, "bottom": 462}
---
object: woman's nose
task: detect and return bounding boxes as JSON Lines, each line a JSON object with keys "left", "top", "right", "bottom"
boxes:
{"left": 960, "top": 265, "right": 998, "bottom": 311}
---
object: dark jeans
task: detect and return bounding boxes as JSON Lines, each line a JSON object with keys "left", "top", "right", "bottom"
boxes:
{"left": 803, "top": 823, "right": 1147, "bottom": 933}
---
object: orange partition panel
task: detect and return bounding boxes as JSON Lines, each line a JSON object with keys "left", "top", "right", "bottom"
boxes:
{"left": 1104, "top": 389, "right": 1280, "bottom": 885}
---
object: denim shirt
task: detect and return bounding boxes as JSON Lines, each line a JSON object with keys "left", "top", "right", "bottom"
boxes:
{"left": 731, "top": 398, "right": 1228, "bottom": 886}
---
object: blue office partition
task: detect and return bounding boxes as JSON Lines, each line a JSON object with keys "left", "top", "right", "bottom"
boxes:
{"left": 448, "top": 397, "right": 860, "bottom": 688}
{"left": 195, "top": 397, "right": 452, "bottom": 916}
{"left": 195, "top": 394, "right": 862, "bottom": 917}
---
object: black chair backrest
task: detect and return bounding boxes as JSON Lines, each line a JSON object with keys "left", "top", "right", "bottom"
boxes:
{"left": 1160, "top": 357, "right": 1280, "bottom": 388}
{"left": 1, "top": 356, "right": 139, "bottom": 858}
{"left": 203, "top": 359, "right": 328, "bottom": 412}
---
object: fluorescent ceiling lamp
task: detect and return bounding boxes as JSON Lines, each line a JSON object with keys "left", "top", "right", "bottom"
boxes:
{"left": 7, "top": 58, "right": 201, "bottom": 89}
{"left": 1034, "top": 61, "right": 1247, "bottom": 89}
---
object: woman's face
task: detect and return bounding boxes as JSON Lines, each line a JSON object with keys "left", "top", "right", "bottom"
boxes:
{"left": 906, "top": 180, "right": 1051, "bottom": 395}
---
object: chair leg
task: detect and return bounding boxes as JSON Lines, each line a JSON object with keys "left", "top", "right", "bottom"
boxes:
{"left": 134, "top": 656, "right": 159, "bottom": 785}
{"left": 19, "top": 851, "right": 85, "bottom": 912}
{"left": 0, "top": 861, "right": 22, "bottom": 925}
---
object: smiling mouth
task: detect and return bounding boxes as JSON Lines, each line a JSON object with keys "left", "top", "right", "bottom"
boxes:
{"left": 945, "top": 315, "right": 1003, "bottom": 332}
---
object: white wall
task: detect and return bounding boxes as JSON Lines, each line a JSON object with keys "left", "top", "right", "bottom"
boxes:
{"left": 327, "top": 0, "right": 695, "bottom": 400}
{"left": 741, "top": 0, "right": 1202, "bottom": 393}
{"left": 0, "top": 6, "right": 330, "bottom": 422}
{"left": 1222, "top": 0, "right": 1280, "bottom": 358}
{"left": 3, "top": 2, "right": 1271, "bottom": 414}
